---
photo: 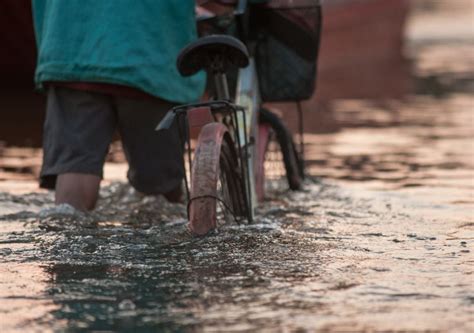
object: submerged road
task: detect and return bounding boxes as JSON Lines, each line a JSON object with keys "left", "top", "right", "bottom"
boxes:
{"left": 0, "top": 4, "right": 473, "bottom": 332}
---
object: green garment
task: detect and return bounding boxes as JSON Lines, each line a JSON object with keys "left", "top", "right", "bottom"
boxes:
{"left": 32, "top": 0, "right": 205, "bottom": 103}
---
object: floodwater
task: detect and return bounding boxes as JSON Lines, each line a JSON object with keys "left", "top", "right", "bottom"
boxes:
{"left": 1, "top": 5, "right": 473, "bottom": 333}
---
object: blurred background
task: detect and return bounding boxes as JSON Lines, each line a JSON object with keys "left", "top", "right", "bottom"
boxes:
{"left": 0, "top": 0, "right": 411, "bottom": 145}
{"left": 0, "top": 0, "right": 473, "bottom": 199}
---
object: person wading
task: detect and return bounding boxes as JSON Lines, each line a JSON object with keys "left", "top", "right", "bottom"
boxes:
{"left": 32, "top": 1, "right": 205, "bottom": 211}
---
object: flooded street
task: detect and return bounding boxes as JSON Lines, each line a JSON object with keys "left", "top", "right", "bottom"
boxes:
{"left": 0, "top": 3, "right": 473, "bottom": 333}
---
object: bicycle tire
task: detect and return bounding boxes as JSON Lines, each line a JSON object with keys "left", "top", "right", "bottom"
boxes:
{"left": 189, "top": 123, "right": 247, "bottom": 235}
{"left": 256, "top": 123, "right": 272, "bottom": 202}
{"left": 259, "top": 108, "right": 304, "bottom": 191}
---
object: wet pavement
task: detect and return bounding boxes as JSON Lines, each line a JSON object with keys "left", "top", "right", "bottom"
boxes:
{"left": 1, "top": 3, "right": 473, "bottom": 333}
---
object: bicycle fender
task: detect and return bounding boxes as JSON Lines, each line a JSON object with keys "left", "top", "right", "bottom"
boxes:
{"left": 189, "top": 122, "right": 228, "bottom": 235}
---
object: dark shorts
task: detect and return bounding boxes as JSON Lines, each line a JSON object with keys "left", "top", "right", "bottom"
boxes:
{"left": 40, "top": 86, "right": 184, "bottom": 195}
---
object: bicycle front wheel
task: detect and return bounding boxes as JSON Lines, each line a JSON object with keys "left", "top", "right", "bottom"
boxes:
{"left": 259, "top": 108, "right": 304, "bottom": 191}
{"left": 188, "top": 123, "right": 247, "bottom": 236}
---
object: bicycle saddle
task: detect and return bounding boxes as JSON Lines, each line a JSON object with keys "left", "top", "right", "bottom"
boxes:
{"left": 177, "top": 35, "right": 249, "bottom": 77}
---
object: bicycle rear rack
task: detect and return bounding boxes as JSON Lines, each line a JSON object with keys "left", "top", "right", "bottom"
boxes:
{"left": 156, "top": 100, "right": 253, "bottom": 224}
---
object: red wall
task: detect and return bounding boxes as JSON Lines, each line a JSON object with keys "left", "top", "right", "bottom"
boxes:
{"left": 0, "top": 0, "right": 412, "bottom": 146}
{"left": 0, "top": 0, "right": 37, "bottom": 88}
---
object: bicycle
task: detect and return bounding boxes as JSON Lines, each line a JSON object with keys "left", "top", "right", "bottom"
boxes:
{"left": 157, "top": 0, "right": 322, "bottom": 235}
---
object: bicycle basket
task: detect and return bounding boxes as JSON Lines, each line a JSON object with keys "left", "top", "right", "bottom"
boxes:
{"left": 252, "top": 0, "right": 322, "bottom": 102}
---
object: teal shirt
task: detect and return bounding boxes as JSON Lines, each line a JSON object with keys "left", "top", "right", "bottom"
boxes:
{"left": 32, "top": 0, "right": 205, "bottom": 103}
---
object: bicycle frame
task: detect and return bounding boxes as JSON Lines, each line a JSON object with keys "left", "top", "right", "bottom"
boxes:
{"left": 206, "top": 42, "right": 260, "bottom": 220}
{"left": 234, "top": 58, "right": 260, "bottom": 219}
{"left": 211, "top": 0, "right": 259, "bottom": 218}
{"left": 158, "top": 0, "right": 309, "bottom": 233}
{"left": 157, "top": 0, "right": 261, "bottom": 224}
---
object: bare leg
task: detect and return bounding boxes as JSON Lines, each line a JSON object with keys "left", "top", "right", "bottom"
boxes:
{"left": 55, "top": 173, "right": 101, "bottom": 211}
